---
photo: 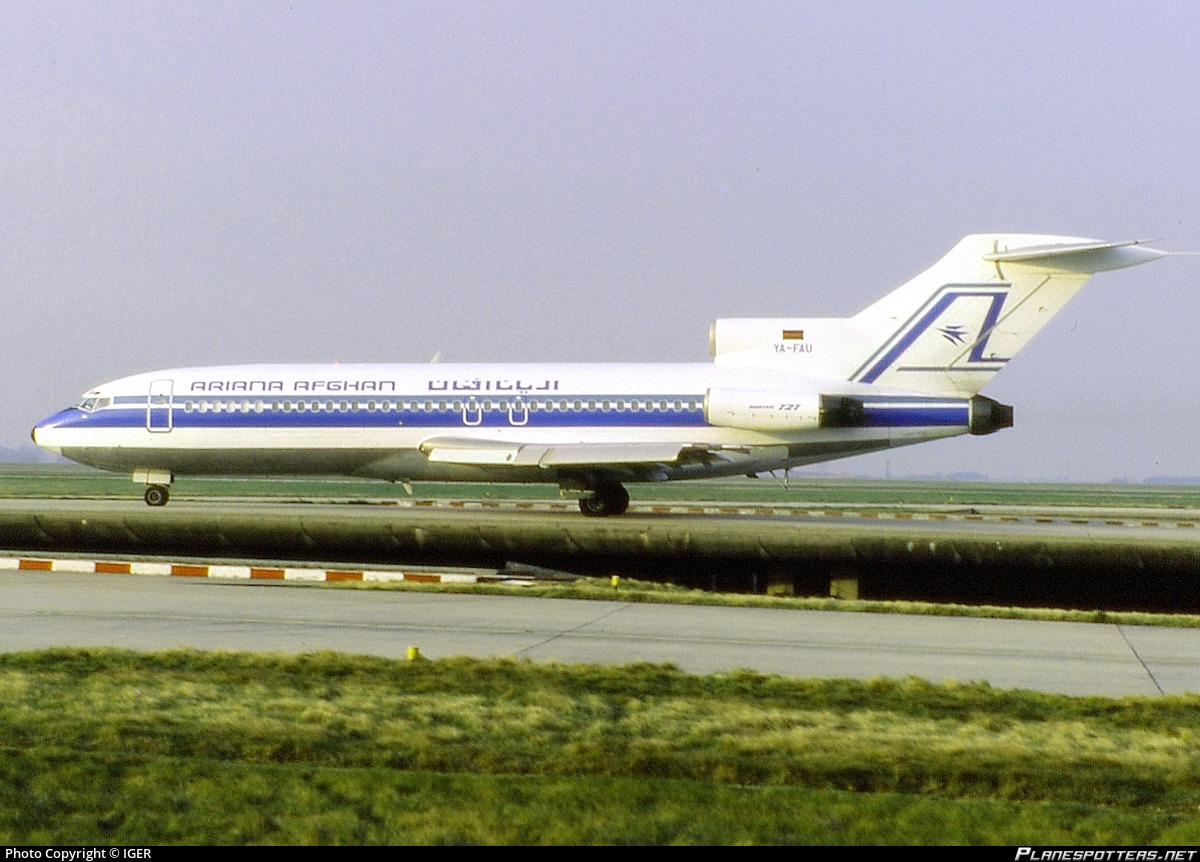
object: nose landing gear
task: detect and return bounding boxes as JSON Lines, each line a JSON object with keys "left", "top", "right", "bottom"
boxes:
{"left": 144, "top": 485, "right": 169, "bottom": 507}
{"left": 134, "top": 469, "right": 174, "bottom": 506}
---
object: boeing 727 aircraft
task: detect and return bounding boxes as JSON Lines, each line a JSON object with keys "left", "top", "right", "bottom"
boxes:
{"left": 33, "top": 234, "right": 1166, "bottom": 515}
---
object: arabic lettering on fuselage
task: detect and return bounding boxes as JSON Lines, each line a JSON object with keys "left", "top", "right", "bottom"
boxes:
{"left": 189, "top": 380, "right": 398, "bottom": 393}
{"left": 427, "top": 379, "right": 560, "bottom": 392}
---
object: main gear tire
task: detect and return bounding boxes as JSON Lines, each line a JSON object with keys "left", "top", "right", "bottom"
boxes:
{"left": 578, "top": 483, "right": 629, "bottom": 517}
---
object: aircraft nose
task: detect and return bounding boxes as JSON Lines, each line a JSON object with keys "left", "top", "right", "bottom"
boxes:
{"left": 32, "top": 418, "right": 52, "bottom": 453}
{"left": 31, "top": 408, "right": 80, "bottom": 455}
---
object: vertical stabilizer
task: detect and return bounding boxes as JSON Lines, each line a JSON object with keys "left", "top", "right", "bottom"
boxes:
{"left": 710, "top": 234, "right": 1165, "bottom": 394}
{"left": 848, "top": 234, "right": 1164, "bottom": 395}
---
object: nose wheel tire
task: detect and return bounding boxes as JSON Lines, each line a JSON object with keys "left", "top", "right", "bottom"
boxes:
{"left": 579, "top": 483, "right": 629, "bottom": 517}
{"left": 144, "top": 485, "right": 169, "bottom": 507}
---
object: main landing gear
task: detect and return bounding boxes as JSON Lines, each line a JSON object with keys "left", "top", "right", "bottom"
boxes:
{"left": 578, "top": 482, "right": 630, "bottom": 517}
{"left": 144, "top": 485, "right": 169, "bottom": 507}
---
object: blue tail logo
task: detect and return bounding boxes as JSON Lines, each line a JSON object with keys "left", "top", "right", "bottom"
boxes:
{"left": 939, "top": 324, "right": 969, "bottom": 345}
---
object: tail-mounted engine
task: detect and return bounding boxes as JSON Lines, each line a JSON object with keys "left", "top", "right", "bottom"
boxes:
{"left": 704, "top": 389, "right": 864, "bottom": 432}
{"left": 968, "top": 395, "right": 1013, "bottom": 435}
{"left": 705, "top": 388, "right": 1012, "bottom": 435}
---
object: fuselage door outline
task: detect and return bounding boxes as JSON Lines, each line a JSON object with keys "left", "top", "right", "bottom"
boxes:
{"left": 147, "top": 379, "right": 174, "bottom": 433}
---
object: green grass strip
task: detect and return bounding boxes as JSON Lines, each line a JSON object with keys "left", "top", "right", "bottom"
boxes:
{"left": 4, "top": 649, "right": 1200, "bottom": 843}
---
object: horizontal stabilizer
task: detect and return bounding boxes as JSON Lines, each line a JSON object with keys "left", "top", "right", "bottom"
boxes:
{"left": 983, "top": 239, "right": 1166, "bottom": 271}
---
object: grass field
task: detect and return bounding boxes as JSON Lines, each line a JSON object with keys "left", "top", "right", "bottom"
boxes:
{"left": 4, "top": 649, "right": 1200, "bottom": 845}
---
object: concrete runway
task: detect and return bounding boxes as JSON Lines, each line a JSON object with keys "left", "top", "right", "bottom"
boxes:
{"left": 3, "top": 569, "right": 1198, "bottom": 697}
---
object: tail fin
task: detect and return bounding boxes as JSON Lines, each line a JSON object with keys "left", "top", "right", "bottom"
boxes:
{"left": 711, "top": 234, "right": 1165, "bottom": 396}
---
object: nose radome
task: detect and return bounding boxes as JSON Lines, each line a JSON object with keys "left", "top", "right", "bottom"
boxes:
{"left": 32, "top": 425, "right": 60, "bottom": 455}
{"left": 31, "top": 413, "right": 65, "bottom": 455}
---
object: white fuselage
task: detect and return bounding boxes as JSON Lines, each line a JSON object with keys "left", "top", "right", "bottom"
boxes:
{"left": 32, "top": 361, "right": 977, "bottom": 485}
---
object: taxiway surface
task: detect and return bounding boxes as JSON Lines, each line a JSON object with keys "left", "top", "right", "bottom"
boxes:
{"left": 2, "top": 569, "right": 1196, "bottom": 697}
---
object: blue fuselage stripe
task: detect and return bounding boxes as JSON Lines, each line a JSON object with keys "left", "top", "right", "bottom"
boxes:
{"left": 44, "top": 402, "right": 972, "bottom": 431}
{"left": 42, "top": 398, "right": 712, "bottom": 431}
{"left": 861, "top": 406, "right": 968, "bottom": 427}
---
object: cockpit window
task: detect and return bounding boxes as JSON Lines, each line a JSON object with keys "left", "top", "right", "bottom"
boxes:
{"left": 77, "top": 397, "right": 111, "bottom": 412}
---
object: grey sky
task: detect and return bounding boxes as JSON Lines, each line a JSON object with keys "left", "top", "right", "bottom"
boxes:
{"left": 4, "top": 1, "right": 1198, "bottom": 482}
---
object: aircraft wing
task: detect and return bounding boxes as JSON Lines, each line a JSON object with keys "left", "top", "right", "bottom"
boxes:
{"left": 418, "top": 436, "right": 709, "bottom": 468}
